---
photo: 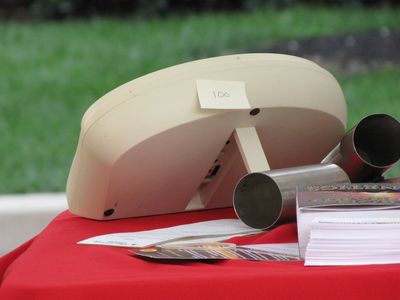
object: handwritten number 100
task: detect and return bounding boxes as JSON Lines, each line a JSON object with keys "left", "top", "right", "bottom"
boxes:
{"left": 213, "top": 91, "right": 230, "bottom": 99}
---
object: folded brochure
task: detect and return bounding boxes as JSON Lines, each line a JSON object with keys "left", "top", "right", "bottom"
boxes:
{"left": 78, "top": 219, "right": 263, "bottom": 248}
{"left": 132, "top": 242, "right": 300, "bottom": 261}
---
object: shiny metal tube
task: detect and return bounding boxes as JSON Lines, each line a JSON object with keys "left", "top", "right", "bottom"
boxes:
{"left": 233, "top": 164, "right": 350, "bottom": 229}
{"left": 322, "top": 114, "right": 400, "bottom": 182}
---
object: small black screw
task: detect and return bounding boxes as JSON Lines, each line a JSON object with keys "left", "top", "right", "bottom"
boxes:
{"left": 250, "top": 108, "right": 260, "bottom": 116}
{"left": 103, "top": 209, "right": 115, "bottom": 217}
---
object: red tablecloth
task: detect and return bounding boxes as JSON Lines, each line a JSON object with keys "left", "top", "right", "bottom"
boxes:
{"left": 1, "top": 208, "right": 400, "bottom": 299}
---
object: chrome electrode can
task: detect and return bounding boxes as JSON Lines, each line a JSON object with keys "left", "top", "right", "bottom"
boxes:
{"left": 322, "top": 114, "right": 400, "bottom": 182}
{"left": 233, "top": 164, "right": 350, "bottom": 229}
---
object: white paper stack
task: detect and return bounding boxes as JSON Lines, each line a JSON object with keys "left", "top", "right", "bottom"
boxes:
{"left": 296, "top": 183, "right": 400, "bottom": 260}
{"left": 305, "top": 217, "right": 400, "bottom": 266}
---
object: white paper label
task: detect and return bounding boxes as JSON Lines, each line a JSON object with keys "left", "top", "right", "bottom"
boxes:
{"left": 196, "top": 79, "right": 251, "bottom": 109}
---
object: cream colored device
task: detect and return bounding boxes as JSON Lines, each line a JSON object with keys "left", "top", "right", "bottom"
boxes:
{"left": 67, "top": 53, "right": 347, "bottom": 220}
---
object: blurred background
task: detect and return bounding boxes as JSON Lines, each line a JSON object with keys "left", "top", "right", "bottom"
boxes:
{"left": 0, "top": 0, "right": 400, "bottom": 255}
{"left": 1, "top": 0, "right": 399, "bottom": 193}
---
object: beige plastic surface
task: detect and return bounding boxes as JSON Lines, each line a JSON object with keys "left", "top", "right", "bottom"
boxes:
{"left": 67, "top": 53, "right": 347, "bottom": 220}
{"left": 234, "top": 127, "right": 270, "bottom": 173}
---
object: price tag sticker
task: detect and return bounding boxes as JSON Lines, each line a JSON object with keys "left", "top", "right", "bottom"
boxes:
{"left": 196, "top": 79, "right": 251, "bottom": 109}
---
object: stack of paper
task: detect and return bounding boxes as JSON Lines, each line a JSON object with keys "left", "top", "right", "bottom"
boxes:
{"left": 305, "top": 217, "right": 400, "bottom": 266}
{"left": 296, "top": 183, "right": 400, "bottom": 260}
{"left": 78, "top": 219, "right": 263, "bottom": 248}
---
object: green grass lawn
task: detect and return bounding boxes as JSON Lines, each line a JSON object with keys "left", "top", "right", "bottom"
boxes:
{"left": 0, "top": 6, "right": 399, "bottom": 193}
